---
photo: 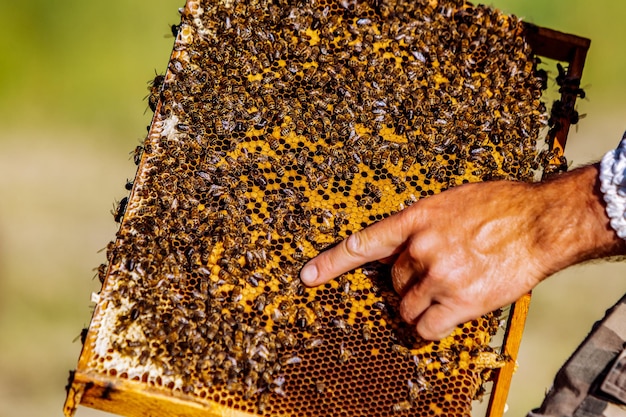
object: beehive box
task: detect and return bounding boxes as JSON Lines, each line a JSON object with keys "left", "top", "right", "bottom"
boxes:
{"left": 64, "top": 1, "right": 589, "bottom": 416}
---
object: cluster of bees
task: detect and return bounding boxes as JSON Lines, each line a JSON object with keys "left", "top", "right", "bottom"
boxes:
{"left": 85, "top": 0, "right": 549, "bottom": 415}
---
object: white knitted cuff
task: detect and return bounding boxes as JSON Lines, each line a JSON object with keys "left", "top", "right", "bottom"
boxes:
{"left": 599, "top": 132, "right": 626, "bottom": 240}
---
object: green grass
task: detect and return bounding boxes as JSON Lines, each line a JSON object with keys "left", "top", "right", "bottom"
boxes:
{"left": 0, "top": 0, "right": 184, "bottom": 144}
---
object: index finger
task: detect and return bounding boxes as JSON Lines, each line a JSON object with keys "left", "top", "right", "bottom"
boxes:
{"left": 300, "top": 210, "right": 413, "bottom": 286}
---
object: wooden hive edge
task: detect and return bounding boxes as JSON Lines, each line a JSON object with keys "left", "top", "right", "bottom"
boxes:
{"left": 64, "top": 370, "right": 258, "bottom": 417}
{"left": 486, "top": 293, "right": 532, "bottom": 417}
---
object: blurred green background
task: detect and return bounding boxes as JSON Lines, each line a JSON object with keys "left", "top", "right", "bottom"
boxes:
{"left": 0, "top": 1, "right": 624, "bottom": 416}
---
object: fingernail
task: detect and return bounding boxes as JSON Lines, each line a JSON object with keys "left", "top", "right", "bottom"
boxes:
{"left": 300, "top": 263, "right": 318, "bottom": 285}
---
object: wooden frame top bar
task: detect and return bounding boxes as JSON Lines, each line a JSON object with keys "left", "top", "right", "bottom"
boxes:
{"left": 523, "top": 23, "right": 591, "bottom": 64}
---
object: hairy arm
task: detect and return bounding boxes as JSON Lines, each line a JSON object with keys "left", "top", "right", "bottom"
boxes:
{"left": 300, "top": 163, "right": 626, "bottom": 340}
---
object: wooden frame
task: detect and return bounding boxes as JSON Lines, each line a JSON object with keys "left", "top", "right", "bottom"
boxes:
{"left": 64, "top": 7, "right": 591, "bottom": 417}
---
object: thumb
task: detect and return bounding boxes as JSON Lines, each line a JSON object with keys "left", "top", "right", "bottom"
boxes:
{"left": 414, "top": 303, "right": 462, "bottom": 341}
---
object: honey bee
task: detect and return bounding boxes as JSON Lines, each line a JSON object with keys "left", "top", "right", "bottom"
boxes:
{"left": 390, "top": 175, "right": 407, "bottom": 193}
{"left": 367, "top": 183, "right": 383, "bottom": 199}
{"left": 263, "top": 94, "right": 277, "bottom": 110}
{"left": 304, "top": 337, "right": 324, "bottom": 349}
{"left": 356, "top": 324, "right": 371, "bottom": 342}
{"left": 257, "top": 52, "right": 271, "bottom": 68}
{"left": 131, "top": 145, "right": 143, "bottom": 166}
{"left": 112, "top": 197, "right": 128, "bottom": 223}
{"left": 317, "top": 173, "right": 329, "bottom": 189}
{"left": 295, "top": 307, "right": 309, "bottom": 328}
{"left": 169, "top": 59, "right": 184, "bottom": 74}
{"left": 95, "top": 263, "right": 107, "bottom": 284}
{"left": 257, "top": 392, "right": 270, "bottom": 414}
{"left": 303, "top": 66, "right": 317, "bottom": 83}
{"left": 72, "top": 327, "right": 89, "bottom": 345}
{"left": 414, "top": 373, "right": 432, "bottom": 392}
{"left": 294, "top": 43, "right": 311, "bottom": 59}
{"left": 137, "top": 350, "right": 150, "bottom": 366}
{"left": 147, "top": 74, "right": 165, "bottom": 112}
{"left": 280, "top": 355, "right": 302, "bottom": 366}
{"left": 357, "top": 196, "right": 375, "bottom": 208}
{"left": 314, "top": 379, "right": 326, "bottom": 394}
{"left": 339, "top": 342, "right": 352, "bottom": 363}
{"left": 267, "top": 135, "right": 280, "bottom": 150}
{"left": 392, "top": 401, "right": 412, "bottom": 412}
{"left": 276, "top": 330, "right": 297, "bottom": 348}
{"left": 295, "top": 120, "right": 307, "bottom": 136}
{"left": 331, "top": 318, "right": 351, "bottom": 334}
{"left": 254, "top": 294, "right": 267, "bottom": 312}
{"left": 392, "top": 344, "right": 411, "bottom": 359}
{"left": 401, "top": 155, "right": 415, "bottom": 172}
{"left": 206, "top": 321, "right": 220, "bottom": 341}
{"left": 279, "top": 124, "right": 291, "bottom": 136}
{"left": 316, "top": 71, "right": 331, "bottom": 87}
{"left": 214, "top": 120, "right": 227, "bottom": 136}
{"left": 407, "top": 378, "right": 424, "bottom": 400}
{"left": 389, "top": 149, "right": 401, "bottom": 165}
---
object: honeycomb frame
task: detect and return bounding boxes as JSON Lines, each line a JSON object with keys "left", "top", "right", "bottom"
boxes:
{"left": 64, "top": 2, "right": 590, "bottom": 417}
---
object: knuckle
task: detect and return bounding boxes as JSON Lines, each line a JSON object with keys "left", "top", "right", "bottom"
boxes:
{"left": 407, "top": 233, "right": 428, "bottom": 260}
{"left": 407, "top": 240, "right": 423, "bottom": 261}
{"left": 343, "top": 232, "right": 364, "bottom": 259}
{"left": 390, "top": 263, "right": 405, "bottom": 293}
{"left": 407, "top": 232, "right": 433, "bottom": 260}
{"left": 399, "top": 298, "right": 416, "bottom": 324}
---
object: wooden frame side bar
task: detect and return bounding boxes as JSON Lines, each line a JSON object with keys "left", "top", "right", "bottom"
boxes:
{"left": 524, "top": 23, "right": 591, "bottom": 162}
{"left": 485, "top": 293, "right": 532, "bottom": 417}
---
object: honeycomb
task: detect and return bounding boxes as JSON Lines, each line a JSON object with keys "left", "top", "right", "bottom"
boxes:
{"left": 68, "top": 0, "right": 551, "bottom": 416}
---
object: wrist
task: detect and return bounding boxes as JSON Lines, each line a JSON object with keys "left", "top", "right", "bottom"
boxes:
{"left": 532, "top": 164, "right": 626, "bottom": 277}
